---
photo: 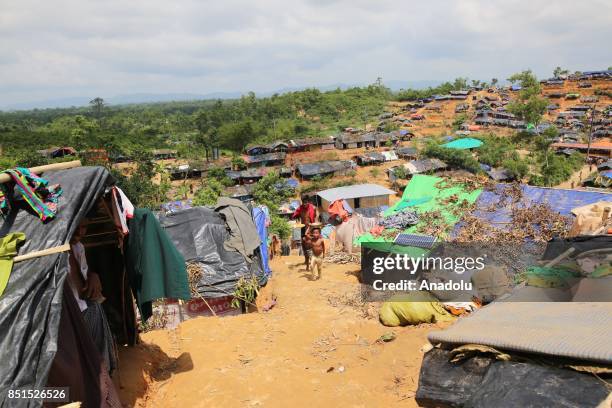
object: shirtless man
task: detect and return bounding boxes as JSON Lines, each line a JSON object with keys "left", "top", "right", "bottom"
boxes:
{"left": 308, "top": 227, "right": 326, "bottom": 280}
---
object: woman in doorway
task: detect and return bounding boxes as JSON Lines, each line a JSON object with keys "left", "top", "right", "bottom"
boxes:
{"left": 68, "top": 221, "right": 118, "bottom": 373}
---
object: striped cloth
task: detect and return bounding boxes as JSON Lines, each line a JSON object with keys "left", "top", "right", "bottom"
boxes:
{"left": 82, "top": 301, "right": 118, "bottom": 373}
{"left": 0, "top": 167, "right": 62, "bottom": 221}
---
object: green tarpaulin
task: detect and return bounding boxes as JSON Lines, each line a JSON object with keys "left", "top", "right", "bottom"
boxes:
{"left": 441, "top": 138, "right": 483, "bottom": 150}
{"left": 125, "top": 208, "right": 190, "bottom": 321}
{"left": 358, "top": 174, "right": 482, "bottom": 254}
{"left": 0, "top": 232, "right": 26, "bottom": 296}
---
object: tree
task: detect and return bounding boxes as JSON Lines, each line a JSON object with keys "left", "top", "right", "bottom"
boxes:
{"left": 192, "top": 178, "right": 224, "bottom": 206}
{"left": 231, "top": 154, "right": 247, "bottom": 170}
{"left": 175, "top": 184, "right": 190, "bottom": 200}
{"left": 89, "top": 97, "right": 105, "bottom": 122}
{"left": 422, "top": 143, "right": 482, "bottom": 174}
{"left": 491, "top": 78, "right": 498, "bottom": 87}
{"left": 553, "top": 67, "right": 569, "bottom": 78}
{"left": 252, "top": 171, "right": 294, "bottom": 211}
{"left": 507, "top": 70, "right": 547, "bottom": 129}
{"left": 193, "top": 109, "right": 219, "bottom": 161}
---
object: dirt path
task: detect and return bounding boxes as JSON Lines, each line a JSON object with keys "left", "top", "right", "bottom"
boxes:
{"left": 118, "top": 256, "right": 441, "bottom": 407}
{"left": 556, "top": 164, "right": 593, "bottom": 189}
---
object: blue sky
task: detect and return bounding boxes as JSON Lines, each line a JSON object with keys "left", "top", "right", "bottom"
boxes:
{"left": 0, "top": 0, "right": 610, "bottom": 106}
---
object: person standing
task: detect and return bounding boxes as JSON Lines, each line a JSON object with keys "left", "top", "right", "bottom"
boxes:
{"left": 308, "top": 227, "right": 326, "bottom": 280}
{"left": 68, "top": 221, "right": 118, "bottom": 373}
{"left": 291, "top": 196, "right": 316, "bottom": 269}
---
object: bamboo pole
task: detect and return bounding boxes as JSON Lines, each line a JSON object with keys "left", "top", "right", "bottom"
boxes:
{"left": 14, "top": 243, "right": 71, "bottom": 263}
{"left": 0, "top": 160, "right": 82, "bottom": 184}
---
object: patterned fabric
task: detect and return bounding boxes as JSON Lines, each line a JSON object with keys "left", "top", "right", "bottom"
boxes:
{"left": 379, "top": 209, "right": 419, "bottom": 229}
{"left": 82, "top": 300, "right": 118, "bottom": 373}
{"left": 0, "top": 167, "right": 62, "bottom": 221}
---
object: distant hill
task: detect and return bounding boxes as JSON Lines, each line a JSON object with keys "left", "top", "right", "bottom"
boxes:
{"left": 0, "top": 80, "right": 442, "bottom": 111}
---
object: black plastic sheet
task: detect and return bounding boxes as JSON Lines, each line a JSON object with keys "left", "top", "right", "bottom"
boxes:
{"left": 416, "top": 349, "right": 610, "bottom": 408}
{"left": 0, "top": 166, "right": 112, "bottom": 406}
{"left": 158, "top": 207, "right": 265, "bottom": 298}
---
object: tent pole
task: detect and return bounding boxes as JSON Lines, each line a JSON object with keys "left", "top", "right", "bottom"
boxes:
{"left": 14, "top": 243, "right": 71, "bottom": 262}
{"left": 0, "top": 160, "right": 82, "bottom": 183}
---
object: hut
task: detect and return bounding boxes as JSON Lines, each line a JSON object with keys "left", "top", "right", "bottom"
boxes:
{"left": 295, "top": 160, "right": 354, "bottom": 180}
{"left": 316, "top": 184, "right": 395, "bottom": 213}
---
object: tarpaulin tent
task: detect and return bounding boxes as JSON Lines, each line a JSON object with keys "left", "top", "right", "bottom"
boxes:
{"left": 416, "top": 348, "right": 610, "bottom": 408}
{"left": 295, "top": 160, "right": 353, "bottom": 179}
{"left": 453, "top": 184, "right": 612, "bottom": 233}
{"left": 158, "top": 207, "right": 266, "bottom": 298}
{"left": 358, "top": 175, "right": 482, "bottom": 251}
{"left": 0, "top": 166, "right": 117, "bottom": 407}
{"left": 358, "top": 175, "right": 482, "bottom": 284}
{"left": 253, "top": 207, "right": 271, "bottom": 277}
{"left": 441, "top": 138, "right": 483, "bottom": 150}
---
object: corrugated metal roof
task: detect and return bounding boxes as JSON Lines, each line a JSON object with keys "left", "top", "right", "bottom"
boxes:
{"left": 317, "top": 183, "right": 395, "bottom": 202}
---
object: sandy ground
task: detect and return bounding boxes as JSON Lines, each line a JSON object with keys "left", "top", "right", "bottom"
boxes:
{"left": 556, "top": 164, "right": 596, "bottom": 189}
{"left": 115, "top": 255, "right": 443, "bottom": 407}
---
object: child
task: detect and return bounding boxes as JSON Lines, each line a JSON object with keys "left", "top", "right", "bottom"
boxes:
{"left": 308, "top": 227, "right": 325, "bottom": 280}
{"left": 302, "top": 232, "right": 313, "bottom": 271}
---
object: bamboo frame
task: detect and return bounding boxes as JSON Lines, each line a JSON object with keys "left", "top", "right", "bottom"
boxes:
{"left": 14, "top": 243, "right": 71, "bottom": 263}
{"left": 0, "top": 160, "right": 82, "bottom": 183}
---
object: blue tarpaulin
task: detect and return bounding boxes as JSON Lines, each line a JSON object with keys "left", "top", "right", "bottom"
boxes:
{"left": 286, "top": 178, "right": 300, "bottom": 188}
{"left": 453, "top": 184, "right": 612, "bottom": 235}
{"left": 252, "top": 207, "right": 272, "bottom": 276}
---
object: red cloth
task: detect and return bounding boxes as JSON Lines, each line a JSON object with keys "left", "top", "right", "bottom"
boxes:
{"left": 292, "top": 203, "right": 315, "bottom": 223}
{"left": 328, "top": 200, "right": 349, "bottom": 221}
{"left": 370, "top": 225, "right": 384, "bottom": 236}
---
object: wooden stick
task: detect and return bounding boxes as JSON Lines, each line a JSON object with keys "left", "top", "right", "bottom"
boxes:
{"left": 0, "top": 160, "right": 82, "bottom": 183}
{"left": 544, "top": 247, "right": 576, "bottom": 268}
{"left": 14, "top": 243, "right": 71, "bottom": 262}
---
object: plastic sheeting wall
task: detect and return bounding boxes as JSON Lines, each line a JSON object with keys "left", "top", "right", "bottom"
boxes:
{"left": 158, "top": 207, "right": 265, "bottom": 298}
{"left": 0, "top": 166, "right": 112, "bottom": 405}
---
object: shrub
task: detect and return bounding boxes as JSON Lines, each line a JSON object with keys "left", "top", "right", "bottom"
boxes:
{"left": 269, "top": 215, "right": 292, "bottom": 240}
{"left": 193, "top": 178, "right": 224, "bottom": 206}
{"left": 422, "top": 143, "right": 481, "bottom": 174}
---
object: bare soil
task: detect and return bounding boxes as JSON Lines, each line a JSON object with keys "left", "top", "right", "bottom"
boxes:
{"left": 115, "top": 255, "right": 442, "bottom": 407}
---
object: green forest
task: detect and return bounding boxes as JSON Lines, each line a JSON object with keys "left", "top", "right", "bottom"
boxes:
{"left": 0, "top": 79, "right": 482, "bottom": 167}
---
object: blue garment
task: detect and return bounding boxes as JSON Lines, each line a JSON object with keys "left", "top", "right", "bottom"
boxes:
{"left": 253, "top": 207, "right": 272, "bottom": 276}
{"left": 321, "top": 225, "right": 334, "bottom": 239}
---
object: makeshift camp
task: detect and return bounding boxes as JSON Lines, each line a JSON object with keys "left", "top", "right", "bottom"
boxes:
{"left": 290, "top": 137, "right": 335, "bottom": 151}
{"left": 317, "top": 184, "right": 395, "bottom": 213}
{"left": 244, "top": 152, "right": 286, "bottom": 167}
{"left": 358, "top": 175, "right": 483, "bottom": 284}
{"left": 223, "top": 184, "right": 256, "bottom": 202}
{"left": 37, "top": 146, "right": 77, "bottom": 159}
{"left": 151, "top": 149, "right": 177, "bottom": 160}
{"left": 388, "top": 159, "right": 447, "bottom": 181}
{"left": 0, "top": 165, "right": 190, "bottom": 407}
{"left": 158, "top": 203, "right": 266, "bottom": 299}
{"left": 395, "top": 146, "right": 418, "bottom": 159}
{"left": 353, "top": 152, "right": 385, "bottom": 166}
{"left": 295, "top": 160, "right": 354, "bottom": 180}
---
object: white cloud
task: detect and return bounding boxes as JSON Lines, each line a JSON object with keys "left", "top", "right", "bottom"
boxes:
{"left": 0, "top": 0, "right": 610, "bottom": 106}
